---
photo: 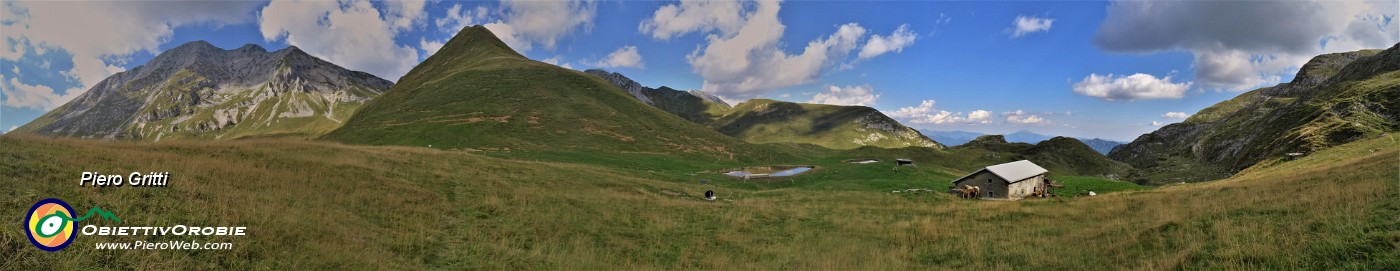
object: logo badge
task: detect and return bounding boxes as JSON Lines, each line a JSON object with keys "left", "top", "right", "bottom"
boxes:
{"left": 25, "top": 198, "right": 77, "bottom": 252}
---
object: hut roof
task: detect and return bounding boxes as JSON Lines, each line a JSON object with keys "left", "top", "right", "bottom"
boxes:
{"left": 952, "top": 160, "right": 1048, "bottom": 184}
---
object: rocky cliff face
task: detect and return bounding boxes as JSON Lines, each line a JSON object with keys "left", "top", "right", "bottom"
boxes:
{"left": 16, "top": 41, "right": 391, "bottom": 140}
{"left": 1109, "top": 44, "right": 1400, "bottom": 184}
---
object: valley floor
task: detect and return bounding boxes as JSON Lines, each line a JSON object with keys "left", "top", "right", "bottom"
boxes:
{"left": 0, "top": 135, "right": 1395, "bottom": 269}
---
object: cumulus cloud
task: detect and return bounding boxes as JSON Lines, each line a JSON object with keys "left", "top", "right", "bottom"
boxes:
{"left": 540, "top": 55, "right": 574, "bottom": 69}
{"left": 260, "top": 0, "right": 421, "bottom": 81}
{"left": 808, "top": 85, "right": 878, "bottom": 106}
{"left": 887, "top": 100, "right": 992, "bottom": 125}
{"left": 6, "top": 125, "right": 15, "bottom": 133}
{"left": 1072, "top": 73, "right": 1193, "bottom": 101}
{"left": 385, "top": 0, "right": 428, "bottom": 31}
{"left": 1003, "top": 110, "right": 1047, "bottom": 124}
{"left": 1094, "top": 0, "right": 1398, "bottom": 91}
{"left": 485, "top": 0, "right": 596, "bottom": 51}
{"left": 1151, "top": 121, "right": 1166, "bottom": 126}
{"left": 639, "top": 0, "right": 746, "bottom": 40}
{"left": 653, "top": 0, "right": 859, "bottom": 99}
{"left": 0, "top": 75, "right": 80, "bottom": 111}
{"left": 590, "top": 46, "right": 644, "bottom": 68}
{"left": 1010, "top": 15, "right": 1054, "bottom": 38}
{"left": 1161, "top": 112, "right": 1189, "bottom": 119}
{"left": 0, "top": 1, "right": 261, "bottom": 95}
{"left": 858, "top": 24, "right": 917, "bottom": 59}
{"left": 640, "top": 0, "right": 914, "bottom": 100}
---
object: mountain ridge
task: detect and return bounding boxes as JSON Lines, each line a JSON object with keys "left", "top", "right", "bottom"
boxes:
{"left": 15, "top": 40, "right": 392, "bottom": 140}
{"left": 587, "top": 69, "right": 940, "bottom": 150}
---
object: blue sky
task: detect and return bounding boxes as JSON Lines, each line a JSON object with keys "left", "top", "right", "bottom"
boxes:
{"left": 1, "top": 0, "right": 1395, "bottom": 141}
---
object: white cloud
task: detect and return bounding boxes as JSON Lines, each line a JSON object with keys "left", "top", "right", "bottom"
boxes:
{"left": 7, "top": 125, "right": 16, "bottom": 133}
{"left": 887, "top": 100, "right": 991, "bottom": 125}
{"left": 679, "top": 0, "right": 868, "bottom": 98}
{"left": 1003, "top": 110, "right": 1046, "bottom": 124}
{"left": 485, "top": 0, "right": 596, "bottom": 51}
{"left": 0, "top": 75, "right": 80, "bottom": 111}
{"left": 858, "top": 24, "right": 917, "bottom": 59}
{"left": 1095, "top": 0, "right": 1398, "bottom": 91}
{"left": 590, "top": 46, "right": 644, "bottom": 68}
{"left": 1161, "top": 112, "right": 1189, "bottom": 119}
{"left": 967, "top": 110, "right": 993, "bottom": 123}
{"left": 260, "top": 0, "right": 420, "bottom": 81}
{"left": 641, "top": 0, "right": 911, "bottom": 99}
{"left": 420, "top": 38, "right": 444, "bottom": 57}
{"left": 1072, "top": 73, "right": 1193, "bottom": 101}
{"left": 385, "top": 0, "right": 428, "bottom": 31}
{"left": 1151, "top": 121, "right": 1165, "bottom": 126}
{"left": 540, "top": 55, "right": 574, "bottom": 69}
{"left": 435, "top": 4, "right": 489, "bottom": 34}
{"left": 809, "top": 85, "right": 878, "bottom": 106}
{"left": 1, "top": 1, "right": 261, "bottom": 95}
{"left": 639, "top": 0, "right": 746, "bottom": 40}
{"left": 1010, "top": 15, "right": 1054, "bottom": 38}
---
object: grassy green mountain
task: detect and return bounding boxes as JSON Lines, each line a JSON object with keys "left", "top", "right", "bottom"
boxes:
{"left": 13, "top": 41, "right": 391, "bottom": 140}
{"left": 322, "top": 26, "right": 761, "bottom": 160}
{"left": 953, "top": 135, "right": 1133, "bottom": 179}
{"left": 706, "top": 99, "right": 943, "bottom": 150}
{"left": 1109, "top": 45, "right": 1400, "bottom": 184}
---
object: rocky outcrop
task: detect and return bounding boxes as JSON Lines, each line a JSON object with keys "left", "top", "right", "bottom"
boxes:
{"left": 15, "top": 41, "right": 392, "bottom": 140}
{"left": 1109, "top": 44, "right": 1400, "bottom": 184}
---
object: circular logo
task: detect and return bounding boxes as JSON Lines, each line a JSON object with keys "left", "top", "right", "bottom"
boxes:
{"left": 25, "top": 198, "right": 76, "bottom": 252}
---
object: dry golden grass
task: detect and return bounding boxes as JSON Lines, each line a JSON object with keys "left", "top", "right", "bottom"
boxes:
{"left": 0, "top": 134, "right": 1394, "bottom": 269}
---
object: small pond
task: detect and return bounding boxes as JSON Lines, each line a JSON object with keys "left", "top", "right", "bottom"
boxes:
{"left": 723, "top": 166, "right": 815, "bottom": 178}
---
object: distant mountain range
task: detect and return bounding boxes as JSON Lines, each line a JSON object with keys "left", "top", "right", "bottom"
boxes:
{"left": 15, "top": 41, "right": 391, "bottom": 140}
{"left": 1110, "top": 44, "right": 1400, "bottom": 184}
{"left": 588, "top": 69, "right": 942, "bottom": 150}
{"left": 952, "top": 135, "right": 1132, "bottom": 179}
{"left": 920, "top": 129, "right": 1125, "bottom": 154}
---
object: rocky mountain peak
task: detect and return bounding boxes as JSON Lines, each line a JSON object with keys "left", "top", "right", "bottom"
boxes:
{"left": 15, "top": 39, "right": 392, "bottom": 140}
{"left": 236, "top": 44, "right": 266, "bottom": 53}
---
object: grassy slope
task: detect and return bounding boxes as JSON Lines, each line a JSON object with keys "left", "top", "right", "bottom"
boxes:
{"left": 1, "top": 134, "right": 1393, "bottom": 269}
{"left": 640, "top": 86, "right": 731, "bottom": 125}
{"left": 710, "top": 99, "right": 939, "bottom": 150}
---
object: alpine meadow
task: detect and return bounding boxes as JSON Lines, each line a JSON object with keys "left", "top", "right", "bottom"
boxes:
{"left": 1, "top": 0, "right": 1396, "bottom": 270}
